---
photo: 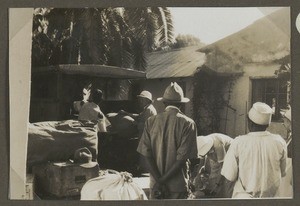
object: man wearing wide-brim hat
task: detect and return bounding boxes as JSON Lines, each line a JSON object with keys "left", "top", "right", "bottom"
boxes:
{"left": 137, "top": 82, "right": 198, "bottom": 199}
{"left": 221, "top": 102, "right": 288, "bottom": 198}
{"left": 119, "top": 90, "right": 157, "bottom": 138}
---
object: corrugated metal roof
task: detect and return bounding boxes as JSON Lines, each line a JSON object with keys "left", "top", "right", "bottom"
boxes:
{"left": 33, "top": 64, "right": 146, "bottom": 79}
{"left": 146, "top": 46, "right": 206, "bottom": 79}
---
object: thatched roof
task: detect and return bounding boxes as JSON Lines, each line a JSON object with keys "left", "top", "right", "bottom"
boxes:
{"left": 32, "top": 64, "right": 146, "bottom": 79}
{"left": 199, "top": 8, "right": 290, "bottom": 73}
{"left": 145, "top": 46, "right": 206, "bottom": 79}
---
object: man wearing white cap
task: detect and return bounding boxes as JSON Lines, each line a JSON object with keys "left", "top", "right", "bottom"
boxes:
{"left": 119, "top": 90, "right": 157, "bottom": 138}
{"left": 137, "top": 82, "right": 198, "bottom": 199}
{"left": 221, "top": 102, "right": 287, "bottom": 198}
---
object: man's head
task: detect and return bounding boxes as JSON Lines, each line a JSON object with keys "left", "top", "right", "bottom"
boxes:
{"left": 248, "top": 102, "right": 273, "bottom": 132}
{"left": 157, "top": 82, "right": 189, "bottom": 108}
{"left": 91, "top": 89, "right": 103, "bottom": 104}
{"left": 196, "top": 135, "right": 219, "bottom": 162}
{"left": 196, "top": 135, "right": 213, "bottom": 158}
{"left": 137, "top": 90, "right": 153, "bottom": 110}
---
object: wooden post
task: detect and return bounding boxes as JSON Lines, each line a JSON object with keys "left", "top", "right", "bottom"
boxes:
{"left": 245, "top": 101, "right": 248, "bottom": 134}
{"left": 9, "top": 8, "right": 34, "bottom": 199}
{"left": 57, "top": 72, "right": 63, "bottom": 120}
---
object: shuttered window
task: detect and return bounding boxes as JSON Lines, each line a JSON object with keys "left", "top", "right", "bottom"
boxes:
{"left": 251, "top": 78, "right": 289, "bottom": 121}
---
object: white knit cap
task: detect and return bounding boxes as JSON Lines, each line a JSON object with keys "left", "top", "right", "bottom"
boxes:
{"left": 196, "top": 136, "right": 214, "bottom": 157}
{"left": 248, "top": 102, "right": 273, "bottom": 125}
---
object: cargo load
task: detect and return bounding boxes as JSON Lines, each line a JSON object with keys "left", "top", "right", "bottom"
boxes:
{"left": 98, "top": 113, "right": 139, "bottom": 175}
{"left": 106, "top": 113, "right": 138, "bottom": 138}
{"left": 27, "top": 120, "right": 98, "bottom": 171}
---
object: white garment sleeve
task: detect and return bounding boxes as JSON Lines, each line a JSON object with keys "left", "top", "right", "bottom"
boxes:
{"left": 221, "top": 138, "right": 239, "bottom": 182}
{"left": 280, "top": 140, "right": 288, "bottom": 177}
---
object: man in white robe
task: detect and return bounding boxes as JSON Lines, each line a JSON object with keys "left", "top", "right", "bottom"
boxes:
{"left": 221, "top": 102, "right": 287, "bottom": 198}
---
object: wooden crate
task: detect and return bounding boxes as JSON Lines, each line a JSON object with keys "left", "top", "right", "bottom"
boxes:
{"left": 32, "top": 162, "right": 99, "bottom": 198}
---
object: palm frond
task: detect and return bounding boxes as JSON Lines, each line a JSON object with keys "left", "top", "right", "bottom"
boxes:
{"left": 132, "top": 38, "right": 147, "bottom": 70}
{"left": 159, "top": 7, "right": 175, "bottom": 45}
{"left": 122, "top": 50, "right": 134, "bottom": 68}
{"left": 145, "top": 10, "right": 158, "bottom": 51}
{"left": 150, "top": 7, "right": 164, "bottom": 46}
{"left": 124, "top": 8, "right": 148, "bottom": 38}
{"left": 164, "top": 8, "right": 175, "bottom": 43}
{"left": 33, "top": 7, "right": 174, "bottom": 70}
{"left": 45, "top": 9, "right": 73, "bottom": 40}
{"left": 80, "top": 9, "right": 108, "bottom": 64}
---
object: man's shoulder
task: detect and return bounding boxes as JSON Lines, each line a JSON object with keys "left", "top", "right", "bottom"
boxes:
{"left": 145, "top": 113, "right": 158, "bottom": 124}
{"left": 82, "top": 102, "right": 97, "bottom": 108}
{"left": 176, "top": 112, "right": 195, "bottom": 124}
{"left": 81, "top": 102, "right": 100, "bottom": 113}
{"left": 268, "top": 133, "right": 286, "bottom": 145}
{"left": 231, "top": 134, "right": 248, "bottom": 144}
{"left": 146, "top": 104, "right": 157, "bottom": 114}
{"left": 234, "top": 132, "right": 285, "bottom": 144}
{"left": 213, "top": 133, "right": 233, "bottom": 143}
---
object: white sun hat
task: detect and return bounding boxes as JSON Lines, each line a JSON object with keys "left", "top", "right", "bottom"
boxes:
{"left": 196, "top": 135, "right": 214, "bottom": 157}
{"left": 137, "top": 90, "right": 153, "bottom": 102}
{"left": 248, "top": 102, "right": 273, "bottom": 125}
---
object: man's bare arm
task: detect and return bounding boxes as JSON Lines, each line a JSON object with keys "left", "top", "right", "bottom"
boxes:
{"left": 143, "top": 156, "right": 162, "bottom": 182}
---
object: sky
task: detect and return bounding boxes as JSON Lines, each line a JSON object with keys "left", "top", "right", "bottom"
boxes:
{"left": 169, "top": 7, "right": 284, "bottom": 44}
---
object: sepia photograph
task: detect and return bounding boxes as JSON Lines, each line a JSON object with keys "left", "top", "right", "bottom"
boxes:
{"left": 9, "top": 6, "right": 293, "bottom": 201}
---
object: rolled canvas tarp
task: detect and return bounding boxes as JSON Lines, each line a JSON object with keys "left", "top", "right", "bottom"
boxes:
{"left": 27, "top": 120, "right": 98, "bottom": 171}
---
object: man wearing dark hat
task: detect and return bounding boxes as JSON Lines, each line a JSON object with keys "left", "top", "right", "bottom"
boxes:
{"left": 221, "top": 102, "right": 287, "bottom": 198}
{"left": 120, "top": 90, "right": 157, "bottom": 138}
{"left": 137, "top": 82, "right": 198, "bottom": 199}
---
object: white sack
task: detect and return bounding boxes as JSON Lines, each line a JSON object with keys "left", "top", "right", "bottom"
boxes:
{"left": 81, "top": 170, "right": 147, "bottom": 200}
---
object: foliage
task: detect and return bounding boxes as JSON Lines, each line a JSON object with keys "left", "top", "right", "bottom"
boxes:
{"left": 171, "top": 34, "right": 203, "bottom": 49}
{"left": 274, "top": 55, "right": 291, "bottom": 105}
{"left": 193, "top": 67, "right": 238, "bottom": 135}
{"left": 275, "top": 63, "right": 291, "bottom": 80}
{"left": 32, "top": 7, "right": 175, "bottom": 70}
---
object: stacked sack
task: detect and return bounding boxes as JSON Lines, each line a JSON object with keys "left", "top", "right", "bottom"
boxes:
{"left": 81, "top": 170, "right": 147, "bottom": 200}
